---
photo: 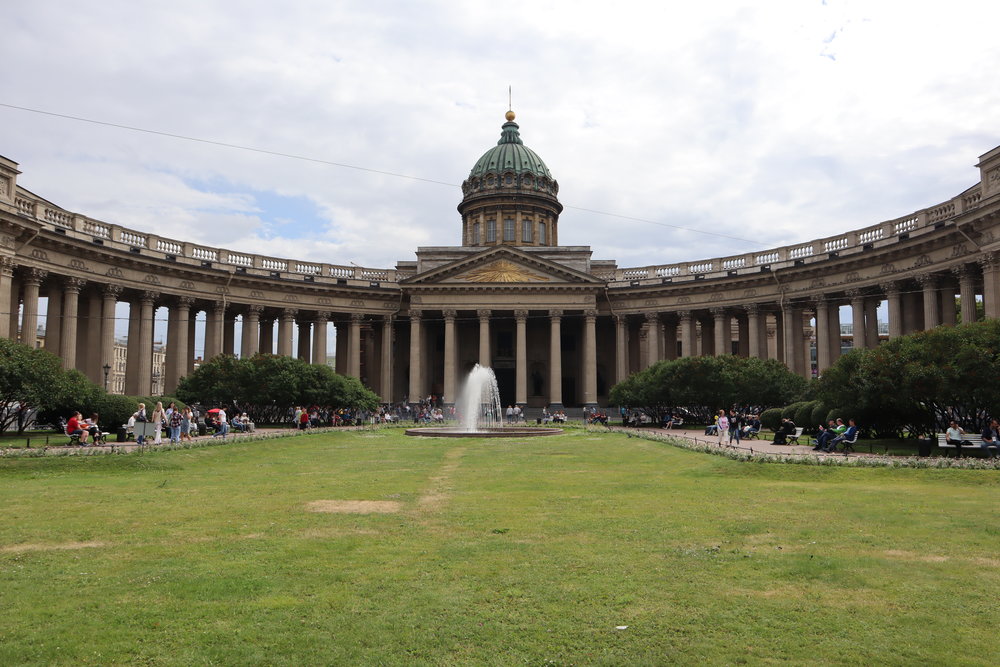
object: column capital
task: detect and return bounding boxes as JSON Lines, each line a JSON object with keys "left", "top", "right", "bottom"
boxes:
{"left": 978, "top": 251, "right": 998, "bottom": 271}
{"left": 0, "top": 257, "right": 14, "bottom": 275}
{"left": 281, "top": 307, "right": 297, "bottom": 319}
{"left": 64, "top": 276, "right": 86, "bottom": 293}
{"left": 314, "top": 310, "right": 331, "bottom": 321}
{"left": 476, "top": 309, "right": 491, "bottom": 319}
{"left": 710, "top": 306, "right": 727, "bottom": 318}
{"left": 514, "top": 309, "right": 529, "bottom": 321}
{"left": 743, "top": 303, "right": 759, "bottom": 316}
{"left": 845, "top": 288, "right": 865, "bottom": 302}
{"left": 351, "top": 312, "right": 365, "bottom": 324}
{"left": 408, "top": 309, "right": 422, "bottom": 321}
{"left": 246, "top": 303, "right": 264, "bottom": 315}
{"left": 383, "top": 313, "right": 394, "bottom": 324}
{"left": 102, "top": 283, "right": 123, "bottom": 299}
{"left": 24, "top": 267, "right": 48, "bottom": 285}
{"left": 950, "top": 264, "right": 972, "bottom": 280}
{"left": 811, "top": 294, "right": 827, "bottom": 307}
{"left": 615, "top": 314, "right": 628, "bottom": 325}
{"left": 879, "top": 281, "right": 900, "bottom": 297}
{"left": 583, "top": 309, "right": 598, "bottom": 319}
{"left": 443, "top": 309, "right": 458, "bottom": 320}
{"left": 644, "top": 311, "right": 660, "bottom": 323}
{"left": 915, "top": 272, "right": 938, "bottom": 287}
{"left": 677, "top": 309, "right": 691, "bottom": 321}
{"left": 548, "top": 309, "right": 563, "bottom": 319}
{"left": 140, "top": 290, "right": 159, "bottom": 304}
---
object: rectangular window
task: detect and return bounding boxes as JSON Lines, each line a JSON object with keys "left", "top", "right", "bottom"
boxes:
{"left": 538, "top": 222, "right": 546, "bottom": 244}
{"left": 472, "top": 222, "right": 480, "bottom": 244}
{"left": 503, "top": 217, "right": 515, "bottom": 241}
{"left": 522, "top": 218, "right": 533, "bottom": 242}
{"left": 486, "top": 219, "right": 496, "bottom": 242}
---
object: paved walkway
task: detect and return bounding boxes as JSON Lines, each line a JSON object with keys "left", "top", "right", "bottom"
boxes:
{"left": 618, "top": 426, "right": 878, "bottom": 459}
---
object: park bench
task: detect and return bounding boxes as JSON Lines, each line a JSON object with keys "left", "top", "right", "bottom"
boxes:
{"left": 786, "top": 427, "right": 805, "bottom": 445}
{"left": 937, "top": 433, "right": 991, "bottom": 457}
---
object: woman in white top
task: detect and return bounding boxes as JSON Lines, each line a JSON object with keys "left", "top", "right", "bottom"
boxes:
{"left": 717, "top": 409, "right": 729, "bottom": 446}
{"left": 150, "top": 401, "right": 166, "bottom": 444}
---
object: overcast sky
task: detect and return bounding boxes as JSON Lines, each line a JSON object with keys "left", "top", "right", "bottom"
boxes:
{"left": 3, "top": 0, "right": 999, "bottom": 274}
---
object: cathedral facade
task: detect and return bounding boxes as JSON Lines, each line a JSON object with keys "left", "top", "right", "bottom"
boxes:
{"left": 2, "top": 114, "right": 1000, "bottom": 410}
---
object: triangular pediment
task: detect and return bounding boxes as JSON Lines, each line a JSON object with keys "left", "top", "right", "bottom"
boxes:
{"left": 401, "top": 246, "right": 605, "bottom": 286}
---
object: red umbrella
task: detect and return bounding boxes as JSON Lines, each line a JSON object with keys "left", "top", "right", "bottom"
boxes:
{"left": 206, "top": 408, "right": 221, "bottom": 414}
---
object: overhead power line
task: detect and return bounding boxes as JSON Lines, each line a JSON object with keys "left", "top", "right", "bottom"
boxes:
{"left": 0, "top": 101, "right": 765, "bottom": 246}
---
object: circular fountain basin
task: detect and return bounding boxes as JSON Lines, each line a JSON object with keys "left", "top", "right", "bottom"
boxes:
{"left": 405, "top": 426, "right": 563, "bottom": 438}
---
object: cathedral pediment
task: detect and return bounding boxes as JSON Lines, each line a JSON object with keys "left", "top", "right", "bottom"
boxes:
{"left": 401, "top": 246, "right": 604, "bottom": 286}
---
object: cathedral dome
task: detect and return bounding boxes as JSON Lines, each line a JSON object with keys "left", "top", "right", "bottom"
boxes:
{"left": 467, "top": 114, "right": 553, "bottom": 180}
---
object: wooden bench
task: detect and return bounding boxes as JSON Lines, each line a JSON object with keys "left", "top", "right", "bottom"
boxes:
{"left": 786, "top": 427, "right": 805, "bottom": 445}
{"left": 937, "top": 433, "right": 993, "bottom": 457}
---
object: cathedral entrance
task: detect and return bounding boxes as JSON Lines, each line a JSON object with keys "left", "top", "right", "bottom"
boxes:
{"left": 493, "top": 367, "right": 516, "bottom": 409}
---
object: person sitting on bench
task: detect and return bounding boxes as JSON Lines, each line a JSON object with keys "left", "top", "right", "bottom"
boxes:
{"left": 946, "top": 420, "right": 974, "bottom": 453}
{"left": 65, "top": 411, "right": 89, "bottom": 445}
{"left": 826, "top": 418, "right": 858, "bottom": 452}
{"left": 772, "top": 418, "right": 795, "bottom": 445}
{"left": 980, "top": 419, "right": 1000, "bottom": 459}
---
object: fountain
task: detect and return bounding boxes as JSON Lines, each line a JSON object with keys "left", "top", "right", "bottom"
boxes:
{"left": 405, "top": 364, "right": 563, "bottom": 437}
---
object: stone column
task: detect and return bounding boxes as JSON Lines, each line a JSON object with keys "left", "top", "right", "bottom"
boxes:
{"left": 826, "top": 300, "right": 841, "bottom": 365}
{"left": 881, "top": 282, "right": 903, "bottom": 338}
{"left": 297, "top": 319, "right": 311, "bottom": 362}
{"left": 982, "top": 254, "right": 1000, "bottom": 319}
{"left": 615, "top": 315, "right": 629, "bottom": 383}
{"left": 864, "top": 298, "right": 880, "bottom": 346}
{"left": 515, "top": 309, "right": 528, "bottom": 407}
{"left": 678, "top": 310, "right": 694, "bottom": 357}
{"left": 0, "top": 258, "right": 13, "bottom": 339}
{"left": 7, "top": 272, "right": 20, "bottom": 341}
{"left": 348, "top": 313, "right": 363, "bottom": 379}
{"left": 582, "top": 310, "right": 598, "bottom": 408}
{"left": 380, "top": 315, "right": 394, "bottom": 402}
{"left": 187, "top": 313, "right": 197, "bottom": 372}
{"left": 19, "top": 268, "right": 46, "bottom": 346}
{"left": 847, "top": 290, "right": 867, "bottom": 350}
{"left": 137, "top": 291, "right": 157, "bottom": 396}
{"left": 644, "top": 312, "right": 661, "bottom": 368}
{"left": 45, "top": 284, "right": 62, "bottom": 358}
{"left": 277, "top": 309, "right": 296, "bottom": 357}
{"left": 166, "top": 297, "right": 192, "bottom": 393}
{"left": 243, "top": 305, "right": 262, "bottom": 358}
{"left": 59, "top": 278, "right": 85, "bottom": 369}
{"left": 442, "top": 310, "right": 457, "bottom": 405}
{"left": 408, "top": 310, "right": 422, "bottom": 404}
{"left": 312, "top": 311, "right": 329, "bottom": 365}
{"left": 745, "top": 304, "right": 762, "bottom": 358}
{"left": 125, "top": 299, "right": 142, "bottom": 394}
{"left": 939, "top": 279, "right": 957, "bottom": 326}
{"left": 259, "top": 315, "right": 274, "bottom": 355}
{"left": 917, "top": 274, "right": 939, "bottom": 329}
{"left": 477, "top": 309, "right": 491, "bottom": 367}
{"left": 781, "top": 303, "right": 800, "bottom": 374}
{"left": 663, "top": 317, "right": 678, "bottom": 360}
{"left": 204, "top": 301, "right": 225, "bottom": 360}
{"left": 953, "top": 265, "right": 978, "bottom": 323}
{"left": 548, "top": 310, "right": 563, "bottom": 409}
{"left": 814, "top": 296, "right": 831, "bottom": 373}
{"left": 223, "top": 315, "right": 236, "bottom": 356}
{"left": 711, "top": 308, "right": 728, "bottom": 356}
{"left": 100, "top": 284, "right": 122, "bottom": 390}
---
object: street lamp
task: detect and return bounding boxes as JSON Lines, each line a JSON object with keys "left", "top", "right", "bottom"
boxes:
{"left": 102, "top": 363, "right": 111, "bottom": 391}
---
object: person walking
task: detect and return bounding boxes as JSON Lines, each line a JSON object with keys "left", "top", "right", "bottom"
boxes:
{"left": 150, "top": 401, "right": 166, "bottom": 444}
{"left": 716, "top": 409, "right": 729, "bottom": 446}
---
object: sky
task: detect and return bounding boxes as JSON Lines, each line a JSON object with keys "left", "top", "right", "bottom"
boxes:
{"left": 3, "top": 0, "right": 998, "bottom": 276}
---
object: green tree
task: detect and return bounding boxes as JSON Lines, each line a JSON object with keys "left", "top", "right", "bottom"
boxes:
{"left": 0, "top": 339, "right": 73, "bottom": 434}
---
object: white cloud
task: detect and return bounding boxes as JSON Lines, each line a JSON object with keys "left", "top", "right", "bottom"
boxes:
{"left": 2, "top": 0, "right": 998, "bottom": 272}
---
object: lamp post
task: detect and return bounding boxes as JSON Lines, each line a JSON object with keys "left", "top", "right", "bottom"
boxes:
{"left": 102, "top": 363, "right": 111, "bottom": 391}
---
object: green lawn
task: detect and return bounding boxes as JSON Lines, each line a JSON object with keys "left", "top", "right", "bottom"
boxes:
{"left": 1, "top": 429, "right": 998, "bottom": 665}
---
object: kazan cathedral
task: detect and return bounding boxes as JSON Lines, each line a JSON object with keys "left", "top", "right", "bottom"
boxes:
{"left": 1, "top": 112, "right": 1000, "bottom": 412}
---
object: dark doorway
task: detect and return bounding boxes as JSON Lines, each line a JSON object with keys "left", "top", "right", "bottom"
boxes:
{"left": 494, "top": 367, "right": 516, "bottom": 408}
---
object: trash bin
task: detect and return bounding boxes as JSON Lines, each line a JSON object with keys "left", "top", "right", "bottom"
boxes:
{"left": 198, "top": 422, "right": 208, "bottom": 436}
{"left": 116, "top": 427, "right": 129, "bottom": 442}
{"left": 536, "top": 418, "right": 542, "bottom": 425}
{"left": 917, "top": 438, "right": 933, "bottom": 457}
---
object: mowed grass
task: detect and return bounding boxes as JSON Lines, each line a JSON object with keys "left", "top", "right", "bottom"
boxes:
{"left": 1, "top": 430, "right": 999, "bottom": 665}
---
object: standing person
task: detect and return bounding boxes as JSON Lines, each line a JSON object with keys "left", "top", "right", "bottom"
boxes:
{"left": 716, "top": 409, "right": 729, "bottom": 446}
{"left": 212, "top": 407, "right": 228, "bottom": 438}
{"left": 505, "top": 405, "right": 514, "bottom": 424}
{"left": 150, "top": 402, "right": 166, "bottom": 445}
{"left": 168, "top": 407, "right": 183, "bottom": 443}
{"left": 299, "top": 409, "right": 309, "bottom": 430}
{"left": 133, "top": 403, "right": 148, "bottom": 446}
{"left": 728, "top": 409, "right": 742, "bottom": 445}
{"left": 180, "top": 406, "right": 193, "bottom": 442}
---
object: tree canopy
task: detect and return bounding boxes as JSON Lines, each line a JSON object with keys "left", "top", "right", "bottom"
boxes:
{"left": 609, "top": 355, "right": 807, "bottom": 422}
{"left": 175, "top": 354, "right": 380, "bottom": 423}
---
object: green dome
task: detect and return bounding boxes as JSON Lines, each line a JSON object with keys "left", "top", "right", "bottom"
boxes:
{"left": 468, "top": 120, "right": 553, "bottom": 179}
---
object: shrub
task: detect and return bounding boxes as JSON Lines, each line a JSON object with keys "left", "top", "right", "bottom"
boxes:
{"left": 811, "top": 402, "right": 830, "bottom": 430}
{"left": 782, "top": 402, "right": 806, "bottom": 420}
{"left": 760, "top": 408, "right": 783, "bottom": 432}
